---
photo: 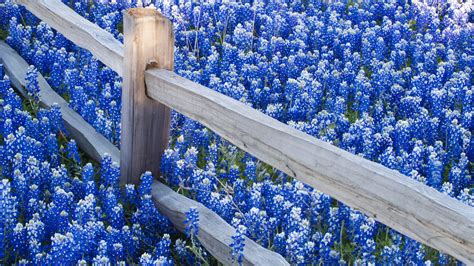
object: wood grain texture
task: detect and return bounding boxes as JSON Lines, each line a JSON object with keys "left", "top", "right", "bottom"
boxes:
{"left": 121, "top": 9, "right": 172, "bottom": 185}
{"left": 145, "top": 69, "right": 474, "bottom": 264}
{"left": 0, "top": 41, "right": 120, "bottom": 163}
{"left": 151, "top": 180, "right": 289, "bottom": 266}
{"left": 16, "top": 0, "right": 124, "bottom": 75}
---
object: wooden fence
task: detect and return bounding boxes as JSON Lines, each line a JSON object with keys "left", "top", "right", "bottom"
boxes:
{"left": 11, "top": 0, "right": 474, "bottom": 264}
{"left": 0, "top": 41, "right": 287, "bottom": 266}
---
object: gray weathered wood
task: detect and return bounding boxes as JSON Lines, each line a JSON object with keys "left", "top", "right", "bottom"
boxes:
{"left": 121, "top": 9, "right": 172, "bottom": 185}
{"left": 0, "top": 41, "right": 120, "bottom": 163}
{"left": 145, "top": 69, "right": 474, "bottom": 264}
{"left": 151, "top": 180, "right": 289, "bottom": 266}
{"left": 15, "top": 0, "right": 124, "bottom": 75}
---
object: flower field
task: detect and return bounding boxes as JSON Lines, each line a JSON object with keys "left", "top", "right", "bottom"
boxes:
{"left": 0, "top": 0, "right": 472, "bottom": 265}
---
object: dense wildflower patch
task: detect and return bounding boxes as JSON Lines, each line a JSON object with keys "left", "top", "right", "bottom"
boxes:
{"left": 0, "top": 0, "right": 472, "bottom": 264}
{"left": 0, "top": 67, "right": 210, "bottom": 264}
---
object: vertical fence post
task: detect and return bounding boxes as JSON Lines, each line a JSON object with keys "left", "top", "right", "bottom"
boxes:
{"left": 121, "top": 8, "right": 174, "bottom": 185}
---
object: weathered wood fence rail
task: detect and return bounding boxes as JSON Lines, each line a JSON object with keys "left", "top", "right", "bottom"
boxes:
{"left": 12, "top": 0, "right": 474, "bottom": 264}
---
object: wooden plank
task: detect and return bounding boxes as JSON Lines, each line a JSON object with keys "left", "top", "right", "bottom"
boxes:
{"left": 151, "top": 180, "right": 289, "bottom": 266}
{"left": 16, "top": 0, "right": 124, "bottom": 76}
{"left": 0, "top": 41, "right": 120, "bottom": 163}
{"left": 145, "top": 69, "right": 474, "bottom": 264}
{"left": 120, "top": 9, "right": 172, "bottom": 185}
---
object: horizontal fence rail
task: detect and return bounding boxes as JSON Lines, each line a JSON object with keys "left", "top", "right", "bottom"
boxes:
{"left": 151, "top": 181, "right": 289, "bottom": 265}
{"left": 0, "top": 41, "right": 120, "bottom": 163}
{"left": 144, "top": 69, "right": 474, "bottom": 263}
{"left": 15, "top": 0, "right": 124, "bottom": 75}
{"left": 15, "top": 0, "right": 474, "bottom": 263}
{"left": 0, "top": 41, "right": 287, "bottom": 266}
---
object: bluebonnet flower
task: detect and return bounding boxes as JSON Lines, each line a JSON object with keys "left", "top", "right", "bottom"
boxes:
{"left": 139, "top": 252, "right": 154, "bottom": 265}
{"left": 74, "top": 194, "right": 97, "bottom": 225}
{"left": 92, "top": 239, "right": 110, "bottom": 264}
{"left": 25, "top": 65, "right": 40, "bottom": 102}
{"left": 154, "top": 234, "right": 172, "bottom": 258}
{"left": 104, "top": 191, "right": 125, "bottom": 229}
{"left": 319, "top": 232, "right": 333, "bottom": 263}
{"left": 245, "top": 160, "right": 257, "bottom": 181}
{"left": 138, "top": 171, "right": 153, "bottom": 197}
{"left": 230, "top": 224, "right": 246, "bottom": 265}
{"left": 227, "top": 164, "right": 240, "bottom": 184}
{"left": 41, "top": 104, "right": 62, "bottom": 135}
{"left": 11, "top": 223, "right": 27, "bottom": 256}
{"left": 427, "top": 152, "right": 443, "bottom": 189}
{"left": 1, "top": 187, "right": 15, "bottom": 253}
{"left": 49, "top": 232, "right": 78, "bottom": 264}
{"left": 124, "top": 184, "right": 138, "bottom": 206}
{"left": 184, "top": 207, "right": 199, "bottom": 237}
{"left": 66, "top": 140, "right": 81, "bottom": 164}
